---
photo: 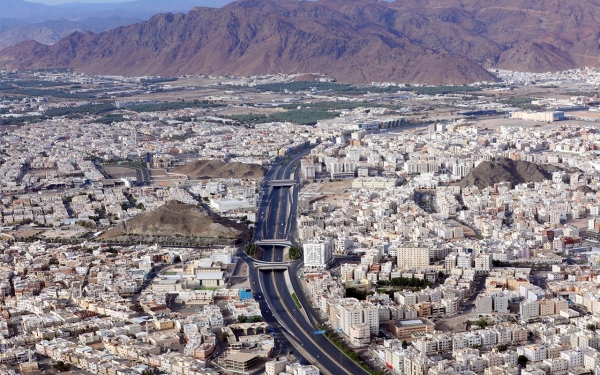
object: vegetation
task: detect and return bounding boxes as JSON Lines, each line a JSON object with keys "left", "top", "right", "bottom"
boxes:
{"left": 90, "top": 114, "right": 127, "bottom": 124}
{"left": 227, "top": 100, "right": 413, "bottom": 126}
{"left": 497, "top": 344, "right": 507, "bottom": 352}
{"left": 45, "top": 103, "right": 116, "bottom": 117}
{"left": 288, "top": 246, "right": 303, "bottom": 260}
{"left": 586, "top": 324, "right": 597, "bottom": 331}
{"left": 0, "top": 87, "right": 96, "bottom": 99}
{"left": 141, "top": 77, "right": 178, "bottom": 84}
{"left": 249, "top": 80, "right": 481, "bottom": 96}
{"left": 245, "top": 243, "right": 258, "bottom": 257}
{"left": 0, "top": 115, "right": 44, "bottom": 125}
{"left": 473, "top": 319, "right": 488, "bottom": 329}
{"left": 236, "top": 314, "right": 263, "bottom": 323}
{"left": 126, "top": 99, "right": 224, "bottom": 113}
{"left": 377, "top": 276, "right": 431, "bottom": 288}
{"left": 345, "top": 287, "right": 373, "bottom": 300}
{"left": 227, "top": 109, "right": 339, "bottom": 125}
{"left": 499, "top": 97, "right": 543, "bottom": 110}
{"left": 517, "top": 355, "right": 529, "bottom": 366}
{"left": 53, "top": 361, "right": 71, "bottom": 372}
{"left": 291, "top": 292, "right": 302, "bottom": 309}
{"left": 322, "top": 327, "right": 383, "bottom": 375}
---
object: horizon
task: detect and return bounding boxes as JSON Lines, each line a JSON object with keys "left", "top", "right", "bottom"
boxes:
{"left": 29, "top": 0, "right": 129, "bottom": 3}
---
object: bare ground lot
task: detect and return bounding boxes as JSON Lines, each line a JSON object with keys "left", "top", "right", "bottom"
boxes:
{"left": 307, "top": 180, "right": 353, "bottom": 206}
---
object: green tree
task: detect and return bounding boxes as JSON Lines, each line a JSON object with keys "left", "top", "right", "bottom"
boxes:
{"left": 237, "top": 315, "right": 247, "bottom": 323}
{"left": 53, "top": 361, "right": 71, "bottom": 372}
{"left": 402, "top": 340, "right": 408, "bottom": 349}
{"left": 473, "top": 319, "right": 487, "bottom": 329}
{"left": 518, "top": 355, "right": 529, "bottom": 366}
{"left": 173, "top": 255, "right": 181, "bottom": 264}
{"left": 586, "top": 324, "right": 597, "bottom": 331}
{"left": 288, "top": 246, "right": 303, "bottom": 260}
{"left": 345, "top": 287, "right": 368, "bottom": 300}
{"left": 497, "top": 344, "right": 507, "bottom": 352}
{"left": 245, "top": 243, "right": 258, "bottom": 257}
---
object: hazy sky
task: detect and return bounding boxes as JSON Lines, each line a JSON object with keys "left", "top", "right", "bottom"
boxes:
{"left": 29, "top": 0, "right": 130, "bottom": 4}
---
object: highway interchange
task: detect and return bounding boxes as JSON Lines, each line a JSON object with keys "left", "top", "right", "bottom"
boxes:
{"left": 237, "top": 147, "right": 372, "bottom": 375}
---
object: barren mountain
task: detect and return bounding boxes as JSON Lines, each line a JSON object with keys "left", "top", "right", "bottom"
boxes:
{"left": 101, "top": 201, "right": 249, "bottom": 244}
{"left": 2, "top": 0, "right": 600, "bottom": 83}
{"left": 174, "top": 160, "right": 266, "bottom": 180}
{"left": 457, "top": 158, "right": 572, "bottom": 190}
{"left": 0, "top": 17, "right": 140, "bottom": 51}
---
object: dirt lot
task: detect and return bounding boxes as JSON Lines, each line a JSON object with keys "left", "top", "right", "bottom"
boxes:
{"left": 13, "top": 229, "right": 42, "bottom": 239}
{"left": 320, "top": 180, "right": 353, "bottom": 194}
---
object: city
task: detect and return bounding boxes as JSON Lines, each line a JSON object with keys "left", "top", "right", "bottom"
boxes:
{"left": 1, "top": 66, "right": 600, "bottom": 375}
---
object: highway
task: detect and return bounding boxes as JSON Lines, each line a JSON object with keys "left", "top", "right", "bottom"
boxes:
{"left": 238, "top": 146, "right": 370, "bottom": 375}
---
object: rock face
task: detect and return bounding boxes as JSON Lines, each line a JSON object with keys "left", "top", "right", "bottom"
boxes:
{"left": 457, "top": 158, "right": 570, "bottom": 190}
{"left": 100, "top": 201, "right": 249, "bottom": 244}
{"left": 3, "top": 0, "right": 600, "bottom": 84}
{"left": 173, "top": 160, "right": 266, "bottom": 180}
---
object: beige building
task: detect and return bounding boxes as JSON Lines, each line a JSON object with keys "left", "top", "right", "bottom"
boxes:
{"left": 397, "top": 246, "right": 430, "bottom": 269}
{"left": 349, "top": 323, "right": 371, "bottom": 346}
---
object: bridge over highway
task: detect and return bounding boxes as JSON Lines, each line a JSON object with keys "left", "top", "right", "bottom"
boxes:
{"left": 255, "top": 239, "right": 292, "bottom": 247}
{"left": 269, "top": 179, "right": 296, "bottom": 187}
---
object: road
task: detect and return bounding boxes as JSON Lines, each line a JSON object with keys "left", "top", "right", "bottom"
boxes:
{"left": 239, "top": 146, "right": 370, "bottom": 375}
{"left": 256, "top": 147, "right": 308, "bottom": 262}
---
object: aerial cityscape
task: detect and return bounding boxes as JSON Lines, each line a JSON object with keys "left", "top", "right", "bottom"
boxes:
{"left": 2, "top": 1, "right": 600, "bottom": 375}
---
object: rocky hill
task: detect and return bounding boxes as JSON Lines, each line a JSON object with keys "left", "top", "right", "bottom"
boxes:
{"left": 457, "top": 158, "right": 572, "bottom": 190}
{"left": 4, "top": 0, "right": 600, "bottom": 84}
{"left": 100, "top": 201, "right": 249, "bottom": 245}
{"left": 173, "top": 160, "right": 266, "bottom": 180}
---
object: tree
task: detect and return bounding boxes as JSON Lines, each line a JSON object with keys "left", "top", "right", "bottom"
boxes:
{"left": 401, "top": 340, "right": 408, "bottom": 349}
{"left": 173, "top": 255, "right": 181, "bottom": 264}
{"left": 586, "top": 324, "right": 597, "bottom": 331}
{"left": 288, "top": 246, "right": 303, "bottom": 260}
{"left": 517, "top": 355, "right": 529, "bottom": 366}
{"left": 245, "top": 243, "right": 258, "bottom": 257}
{"left": 53, "top": 361, "right": 71, "bottom": 372}
{"left": 473, "top": 319, "right": 487, "bottom": 329}
{"left": 136, "top": 203, "right": 145, "bottom": 210}
{"left": 237, "top": 315, "right": 247, "bottom": 323}
{"left": 497, "top": 344, "right": 507, "bottom": 352}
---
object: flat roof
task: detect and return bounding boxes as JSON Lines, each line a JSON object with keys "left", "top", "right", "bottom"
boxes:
{"left": 399, "top": 319, "right": 424, "bottom": 326}
{"left": 196, "top": 271, "right": 224, "bottom": 280}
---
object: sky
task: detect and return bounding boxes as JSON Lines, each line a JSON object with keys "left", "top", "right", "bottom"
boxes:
{"left": 29, "top": 0, "right": 130, "bottom": 4}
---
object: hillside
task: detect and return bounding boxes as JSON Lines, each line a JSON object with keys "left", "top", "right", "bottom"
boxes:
{"left": 457, "top": 158, "right": 572, "bottom": 190}
{"left": 101, "top": 201, "right": 250, "bottom": 245}
{"left": 0, "top": 0, "right": 232, "bottom": 50}
{"left": 173, "top": 160, "right": 266, "bottom": 180}
{"left": 0, "top": 0, "right": 497, "bottom": 84}
{"left": 4, "top": 0, "right": 600, "bottom": 83}
{"left": 0, "top": 17, "right": 140, "bottom": 50}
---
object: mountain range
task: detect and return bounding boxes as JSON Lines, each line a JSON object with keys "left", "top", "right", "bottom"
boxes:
{"left": 2, "top": 0, "right": 600, "bottom": 84}
{"left": 0, "top": 0, "right": 231, "bottom": 49}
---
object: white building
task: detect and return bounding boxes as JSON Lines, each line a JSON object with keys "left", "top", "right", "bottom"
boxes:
{"left": 303, "top": 237, "right": 334, "bottom": 269}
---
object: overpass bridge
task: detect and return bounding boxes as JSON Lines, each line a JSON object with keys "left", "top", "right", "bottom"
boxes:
{"left": 256, "top": 265, "right": 290, "bottom": 271}
{"left": 269, "top": 179, "right": 296, "bottom": 187}
{"left": 255, "top": 239, "right": 292, "bottom": 247}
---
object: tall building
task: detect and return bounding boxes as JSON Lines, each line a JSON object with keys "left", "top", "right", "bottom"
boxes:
{"left": 397, "top": 246, "right": 430, "bottom": 269}
{"left": 303, "top": 237, "right": 334, "bottom": 269}
{"left": 338, "top": 299, "right": 379, "bottom": 335}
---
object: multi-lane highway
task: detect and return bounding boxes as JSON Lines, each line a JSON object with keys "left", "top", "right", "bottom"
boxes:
{"left": 239, "top": 146, "right": 371, "bottom": 375}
